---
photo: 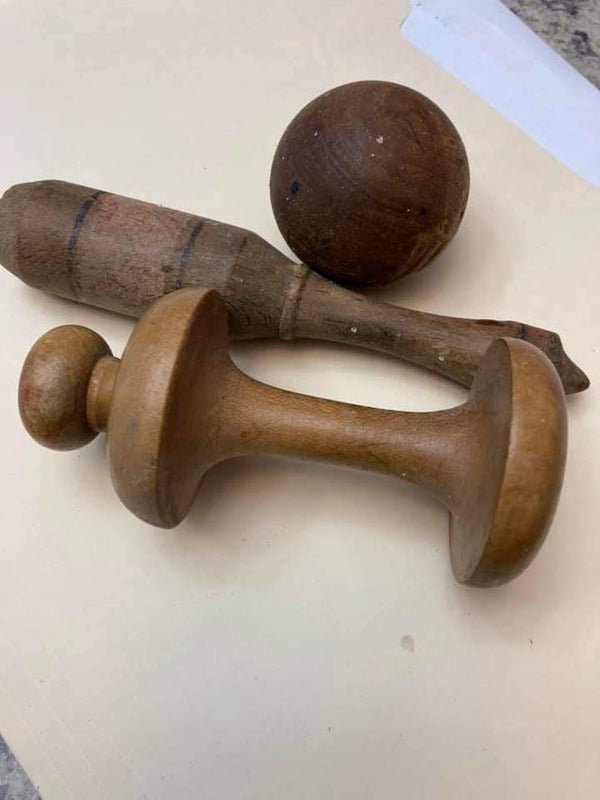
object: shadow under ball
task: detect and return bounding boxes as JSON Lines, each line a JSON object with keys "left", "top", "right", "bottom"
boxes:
{"left": 270, "top": 80, "right": 470, "bottom": 286}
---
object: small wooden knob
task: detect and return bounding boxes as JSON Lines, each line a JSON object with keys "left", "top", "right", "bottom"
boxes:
{"left": 18, "top": 289, "right": 567, "bottom": 587}
{"left": 270, "top": 80, "right": 470, "bottom": 286}
{"left": 19, "top": 325, "right": 112, "bottom": 450}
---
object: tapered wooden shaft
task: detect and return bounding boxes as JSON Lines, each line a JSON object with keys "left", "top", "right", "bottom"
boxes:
{"left": 221, "top": 368, "right": 472, "bottom": 504}
{"left": 0, "top": 180, "right": 588, "bottom": 393}
{"left": 292, "top": 273, "right": 573, "bottom": 389}
{"left": 86, "top": 353, "right": 472, "bottom": 502}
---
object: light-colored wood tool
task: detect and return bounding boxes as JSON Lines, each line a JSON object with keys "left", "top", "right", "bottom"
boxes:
{"left": 19, "top": 288, "right": 567, "bottom": 587}
{"left": 0, "top": 180, "right": 589, "bottom": 394}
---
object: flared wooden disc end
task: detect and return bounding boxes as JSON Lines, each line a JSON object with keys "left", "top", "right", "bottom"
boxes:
{"left": 450, "top": 338, "right": 567, "bottom": 587}
{"left": 108, "top": 288, "right": 230, "bottom": 528}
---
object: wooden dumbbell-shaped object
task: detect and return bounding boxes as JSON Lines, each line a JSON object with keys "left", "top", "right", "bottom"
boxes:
{"left": 19, "top": 289, "right": 567, "bottom": 587}
{"left": 0, "top": 180, "right": 588, "bottom": 394}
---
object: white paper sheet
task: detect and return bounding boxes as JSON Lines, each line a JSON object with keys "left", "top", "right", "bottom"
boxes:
{"left": 402, "top": 0, "right": 600, "bottom": 185}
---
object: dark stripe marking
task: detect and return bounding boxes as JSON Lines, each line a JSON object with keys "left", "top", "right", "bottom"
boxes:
{"left": 176, "top": 218, "right": 206, "bottom": 289}
{"left": 67, "top": 190, "right": 105, "bottom": 296}
{"left": 68, "top": 190, "right": 105, "bottom": 256}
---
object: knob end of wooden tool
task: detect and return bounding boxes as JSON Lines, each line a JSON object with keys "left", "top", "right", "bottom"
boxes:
{"left": 19, "top": 325, "right": 112, "bottom": 450}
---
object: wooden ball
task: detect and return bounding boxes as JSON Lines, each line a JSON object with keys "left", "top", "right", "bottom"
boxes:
{"left": 270, "top": 80, "right": 470, "bottom": 286}
{"left": 19, "top": 325, "right": 111, "bottom": 450}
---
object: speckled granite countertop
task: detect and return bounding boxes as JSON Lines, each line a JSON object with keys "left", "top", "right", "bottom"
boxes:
{"left": 503, "top": 0, "right": 600, "bottom": 86}
{"left": 0, "top": 736, "right": 40, "bottom": 800}
{"left": 1, "top": 2, "right": 598, "bottom": 799}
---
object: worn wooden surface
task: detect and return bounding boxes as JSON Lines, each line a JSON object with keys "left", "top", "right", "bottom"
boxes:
{"left": 270, "top": 80, "right": 470, "bottom": 286}
{"left": 18, "top": 325, "right": 112, "bottom": 450}
{"left": 0, "top": 180, "right": 588, "bottom": 393}
{"left": 19, "top": 288, "right": 567, "bottom": 587}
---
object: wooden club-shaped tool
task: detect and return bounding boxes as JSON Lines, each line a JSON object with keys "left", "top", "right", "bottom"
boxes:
{"left": 19, "top": 288, "right": 567, "bottom": 587}
{"left": 0, "top": 180, "right": 588, "bottom": 394}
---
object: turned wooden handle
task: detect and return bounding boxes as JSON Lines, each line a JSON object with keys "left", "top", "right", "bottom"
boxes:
{"left": 19, "top": 289, "right": 567, "bottom": 588}
{"left": 1, "top": 180, "right": 588, "bottom": 393}
{"left": 293, "top": 273, "right": 585, "bottom": 391}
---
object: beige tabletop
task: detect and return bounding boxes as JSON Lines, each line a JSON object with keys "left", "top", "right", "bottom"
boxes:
{"left": 0, "top": 1, "right": 598, "bottom": 798}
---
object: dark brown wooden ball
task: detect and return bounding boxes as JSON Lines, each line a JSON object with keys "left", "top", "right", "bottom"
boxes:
{"left": 270, "top": 80, "right": 470, "bottom": 286}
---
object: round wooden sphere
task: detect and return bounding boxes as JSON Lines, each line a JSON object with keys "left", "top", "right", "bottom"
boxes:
{"left": 19, "top": 325, "right": 111, "bottom": 450}
{"left": 270, "top": 80, "right": 470, "bottom": 286}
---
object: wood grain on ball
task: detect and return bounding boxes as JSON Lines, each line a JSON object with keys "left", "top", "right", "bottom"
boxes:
{"left": 270, "top": 81, "right": 470, "bottom": 286}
